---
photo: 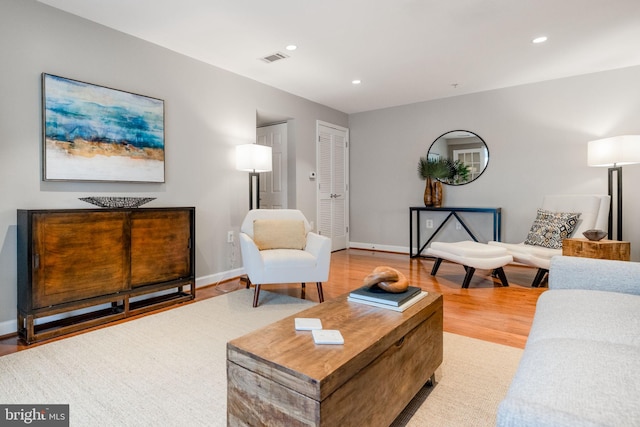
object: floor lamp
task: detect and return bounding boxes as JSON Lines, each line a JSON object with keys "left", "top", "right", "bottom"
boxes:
{"left": 227, "top": 143, "right": 272, "bottom": 292}
{"left": 236, "top": 143, "right": 272, "bottom": 210}
{"left": 587, "top": 135, "right": 640, "bottom": 241}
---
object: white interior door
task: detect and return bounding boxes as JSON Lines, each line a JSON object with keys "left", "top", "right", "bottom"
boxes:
{"left": 453, "top": 147, "right": 487, "bottom": 181}
{"left": 256, "top": 123, "right": 287, "bottom": 209}
{"left": 317, "top": 121, "right": 349, "bottom": 251}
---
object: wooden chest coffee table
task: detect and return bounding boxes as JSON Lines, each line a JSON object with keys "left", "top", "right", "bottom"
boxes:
{"left": 226, "top": 291, "right": 443, "bottom": 426}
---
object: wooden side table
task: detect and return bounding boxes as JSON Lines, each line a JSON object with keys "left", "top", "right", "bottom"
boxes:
{"left": 562, "top": 238, "right": 630, "bottom": 261}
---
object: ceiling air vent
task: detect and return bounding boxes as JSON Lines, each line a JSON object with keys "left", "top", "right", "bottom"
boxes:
{"left": 260, "top": 52, "right": 289, "bottom": 63}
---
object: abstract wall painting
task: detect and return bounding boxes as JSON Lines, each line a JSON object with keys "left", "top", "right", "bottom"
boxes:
{"left": 42, "top": 74, "right": 165, "bottom": 183}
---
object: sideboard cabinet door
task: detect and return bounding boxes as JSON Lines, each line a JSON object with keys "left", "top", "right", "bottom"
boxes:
{"left": 130, "top": 209, "right": 193, "bottom": 287}
{"left": 32, "top": 211, "right": 129, "bottom": 309}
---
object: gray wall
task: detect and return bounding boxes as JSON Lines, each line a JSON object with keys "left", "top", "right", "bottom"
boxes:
{"left": 2, "top": 0, "right": 639, "bottom": 334}
{"left": 0, "top": 0, "right": 347, "bottom": 333}
{"left": 349, "top": 65, "right": 640, "bottom": 260}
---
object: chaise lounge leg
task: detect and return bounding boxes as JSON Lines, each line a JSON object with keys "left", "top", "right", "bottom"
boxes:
{"left": 252, "top": 284, "right": 261, "bottom": 307}
{"left": 301, "top": 282, "right": 306, "bottom": 300}
{"left": 493, "top": 267, "right": 509, "bottom": 287}
{"left": 316, "top": 282, "right": 324, "bottom": 303}
{"left": 462, "top": 266, "right": 476, "bottom": 289}
{"left": 431, "top": 258, "right": 444, "bottom": 276}
{"left": 531, "top": 268, "right": 548, "bottom": 288}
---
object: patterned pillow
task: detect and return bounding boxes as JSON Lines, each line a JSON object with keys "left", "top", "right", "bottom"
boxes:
{"left": 524, "top": 209, "right": 581, "bottom": 249}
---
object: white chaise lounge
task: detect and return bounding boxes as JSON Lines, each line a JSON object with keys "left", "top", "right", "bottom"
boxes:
{"left": 489, "top": 194, "right": 610, "bottom": 287}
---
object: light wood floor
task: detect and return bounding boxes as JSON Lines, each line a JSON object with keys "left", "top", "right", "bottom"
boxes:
{"left": 269, "top": 248, "right": 546, "bottom": 348}
{"left": 0, "top": 248, "right": 545, "bottom": 356}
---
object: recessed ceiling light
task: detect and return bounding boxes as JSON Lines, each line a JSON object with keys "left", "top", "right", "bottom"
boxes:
{"left": 352, "top": 80, "right": 361, "bottom": 85}
{"left": 285, "top": 45, "right": 297, "bottom": 51}
{"left": 532, "top": 36, "right": 548, "bottom": 44}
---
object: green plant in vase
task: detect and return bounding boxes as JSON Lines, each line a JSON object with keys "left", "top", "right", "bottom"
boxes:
{"left": 450, "top": 160, "right": 471, "bottom": 184}
{"left": 417, "top": 156, "right": 450, "bottom": 207}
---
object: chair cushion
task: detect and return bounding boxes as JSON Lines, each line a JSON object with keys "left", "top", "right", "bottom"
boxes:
{"left": 427, "top": 241, "right": 513, "bottom": 270}
{"left": 261, "top": 249, "right": 317, "bottom": 269}
{"left": 524, "top": 209, "right": 581, "bottom": 249}
{"left": 488, "top": 241, "right": 558, "bottom": 269}
{"left": 431, "top": 241, "right": 508, "bottom": 258}
{"left": 253, "top": 219, "right": 306, "bottom": 250}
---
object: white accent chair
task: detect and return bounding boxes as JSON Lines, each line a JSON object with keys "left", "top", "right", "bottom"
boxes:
{"left": 489, "top": 194, "right": 610, "bottom": 287}
{"left": 239, "top": 209, "right": 331, "bottom": 307}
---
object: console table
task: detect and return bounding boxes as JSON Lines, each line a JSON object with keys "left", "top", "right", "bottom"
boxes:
{"left": 410, "top": 206, "right": 502, "bottom": 258}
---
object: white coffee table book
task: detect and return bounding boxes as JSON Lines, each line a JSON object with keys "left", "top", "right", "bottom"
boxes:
{"left": 295, "top": 317, "right": 323, "bottom": 330}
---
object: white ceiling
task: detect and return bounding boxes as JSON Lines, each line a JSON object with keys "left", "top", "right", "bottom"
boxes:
{"left": 38, "top": 0, "right": 640, "bottom": 114}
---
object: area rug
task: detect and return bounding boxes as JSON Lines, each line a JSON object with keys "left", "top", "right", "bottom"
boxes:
{"left": 0, "top": 289, "right": 522, "bottom": 426}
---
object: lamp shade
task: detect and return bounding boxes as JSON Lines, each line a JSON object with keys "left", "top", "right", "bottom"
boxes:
{"left": 236, "top": 143, "right": 272, "bottom": 172}
{"left": 587, "top": 135, "right": 640, "bottom": 167}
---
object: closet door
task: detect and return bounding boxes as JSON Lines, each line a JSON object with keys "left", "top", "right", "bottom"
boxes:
{"left": 317, "top": 121, "right": 349, "bottom": 251}
{"left": 256, "top": 123, "right": 288, "bottom": 209}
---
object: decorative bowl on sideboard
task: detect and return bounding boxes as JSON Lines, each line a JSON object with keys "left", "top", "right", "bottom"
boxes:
{"left": 79, "top": 197, "right": 156, "bottom": 208}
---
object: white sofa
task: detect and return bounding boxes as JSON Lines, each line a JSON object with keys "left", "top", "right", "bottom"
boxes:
{"left": 496, "top": 256, "right": 640, "bottom": 426}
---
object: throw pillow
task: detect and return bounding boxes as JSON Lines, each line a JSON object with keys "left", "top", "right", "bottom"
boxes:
{"left": 253, "top": 219, "right": 306, "bottom": 250}
{"left": 524, "top": 209, "right": 581, "bottom": 249}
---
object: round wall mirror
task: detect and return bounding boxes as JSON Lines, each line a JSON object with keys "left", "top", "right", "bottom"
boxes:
{"left": 427, "top": 130, "right": 489, "bottom": 185}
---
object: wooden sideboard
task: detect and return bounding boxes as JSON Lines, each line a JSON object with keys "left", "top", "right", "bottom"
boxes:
{"left": 17, "top": 207, "right": 195, "bottom": 344}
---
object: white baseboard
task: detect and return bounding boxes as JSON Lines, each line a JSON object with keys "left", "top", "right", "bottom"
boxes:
{"left": 349, "top": 241, "right": 410, "bottom": 254}
{"left": 0, "top": 268, "right": 247, "bottom": 338}
{"left": 196, "top": 267, "right": 245, "bottom": 288}
{"left": 0, "top": 319, "right": 16, "bottom": 338}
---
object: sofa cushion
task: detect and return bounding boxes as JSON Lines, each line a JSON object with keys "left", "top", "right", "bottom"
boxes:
{"left": 549, "top": 256, "right": 640, "bottom": 296}
{"left": 524, "top": 209, "right": 581, "bottom": 249}
{"left": 497, "top": 338, "right": 640, "bottom": 427}
{"left": 253, "top": 219, "right": 306, "bottom": 250}
{"left": 528, "top": 290, "right": 640, "bottom": 347}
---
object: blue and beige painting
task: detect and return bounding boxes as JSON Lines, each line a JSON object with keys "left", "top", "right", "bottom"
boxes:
{"left": 43, "top": 74, "right": 165, "bottom": 182}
